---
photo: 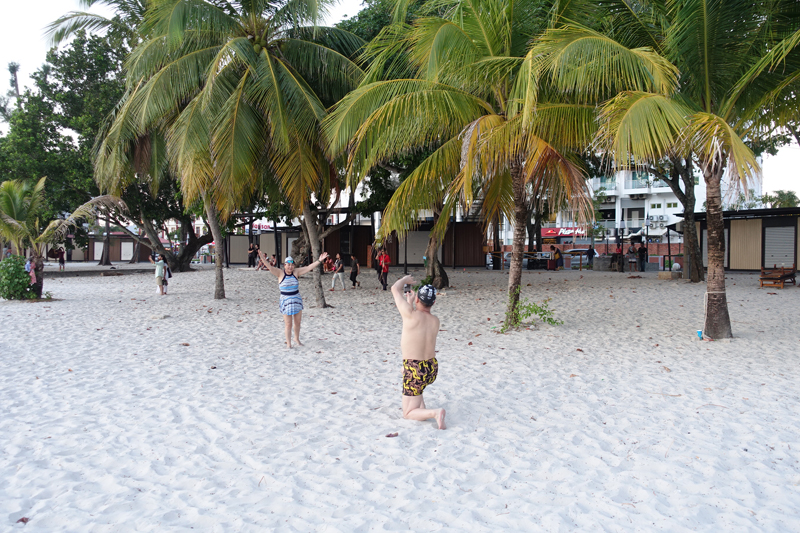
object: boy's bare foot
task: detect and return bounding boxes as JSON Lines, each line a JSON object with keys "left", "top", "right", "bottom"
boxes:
{"left": 435, "top": 408, "right": 446, "bottom": 429}
{"left": 294, "top": 339, "right": 304, "bottom": 347}
{"left": 285, "top": 341, "right": 293, "bottom": 349}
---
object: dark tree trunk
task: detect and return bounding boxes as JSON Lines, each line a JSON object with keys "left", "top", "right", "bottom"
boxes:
{"left": 525, "top": 208, "right": 535, "bottom": 269}
{"left": 302, "top": 202, "right": 329, "bottom": 308}
{"left": 492, "top": 214, "right": 502, "bottom": 270}
{"left": 680, "top": 166, "right": 704, "bottom": 283}
{"left": 660, "top": 157, "right": 704, "bottom": 282}
{"left": 31, "top": 253, "right": 44, "bottom": 298}
{"left": 204, "top": 200, "right": 225, "bottom": 300}
{"left": 425, "top": 210, "right": 449, "bottom": 289}
{"left": 98, "top": 217, "right": 112, "bottom": 266}
{"left": 702, "top": 162, "right": 732, "bottom": 339}
{"left": 129, "top": 232, "right": 140, "bottom": 264}
{"left": 505, "top": 160, "right": 527, "bottom": 328}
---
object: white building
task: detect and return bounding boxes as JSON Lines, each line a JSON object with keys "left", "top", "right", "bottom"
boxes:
{"left": 494, "top": 166, "right": 761, "bottom": 246}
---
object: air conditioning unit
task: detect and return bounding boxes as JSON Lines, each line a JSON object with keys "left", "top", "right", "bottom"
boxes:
{"left": 659, "top": 223, "right": 665, "bottom": 228}
{"left": 648, "top": 215, "right": 656, "bottom": 221}
{"left": 659, "top": 215, "right": 665, "bottom": 221}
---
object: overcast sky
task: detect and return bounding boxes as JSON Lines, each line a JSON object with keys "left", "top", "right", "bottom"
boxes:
{"left": 1, "top": 0, "right": 797, "bottom": 194}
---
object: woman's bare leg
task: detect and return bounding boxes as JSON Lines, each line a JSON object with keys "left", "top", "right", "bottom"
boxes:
{"left": 293, "top": 312, "right": 303, "bottom": 346}
{"left": 402, "top": 395, "right": 445, "bottom": 429}
{"left": 284, "top": 315, "right": 293, "bottom": 348}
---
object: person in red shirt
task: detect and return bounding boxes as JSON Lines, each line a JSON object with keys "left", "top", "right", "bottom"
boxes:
{"left": 378, "top": 249, "right": 391, "bottom": 290}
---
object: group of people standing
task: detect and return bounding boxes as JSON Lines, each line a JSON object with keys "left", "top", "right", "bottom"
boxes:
{"left": 626, "top": 243, "right": 649, "bottom": 272}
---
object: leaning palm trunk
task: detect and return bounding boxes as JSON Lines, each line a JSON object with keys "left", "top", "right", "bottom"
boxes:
{"left": 702, "top": 165, "right": 732, "bottom": 339}
{"left": 425, "top": 211, "right": 449, "bottom": 289}
{"left": 505, "top": 162, "right": 527, "bottom": 327}
{"left": 424, "top": 236, "right": 449, "bottom": 289}
{"left": 204, "top": 200, "right": 225, "bottom": 300}
{"left": 302, "top": 202, "right": 329, "bottom": 308}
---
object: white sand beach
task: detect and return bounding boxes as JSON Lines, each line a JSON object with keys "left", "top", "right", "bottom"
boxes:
{"left": 2, "top": 267, "right": 799, "bottom": 531}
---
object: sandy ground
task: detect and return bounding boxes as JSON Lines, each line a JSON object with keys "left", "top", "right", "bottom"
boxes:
{"left": 2, "top": 266, "right": 799, "bottom": 532}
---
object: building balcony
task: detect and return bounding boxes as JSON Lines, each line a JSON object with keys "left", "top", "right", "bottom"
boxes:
{"left": 591, "top": 177, "right": 618, "bottom": 192}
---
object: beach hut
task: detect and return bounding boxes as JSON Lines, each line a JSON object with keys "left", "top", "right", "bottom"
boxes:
{"left": 692, "top": 208, "right": 800, "bottom": 271}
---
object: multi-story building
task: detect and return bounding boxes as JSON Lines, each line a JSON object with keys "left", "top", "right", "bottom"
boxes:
{"left": 494, "top": 167, "right": 761, "bottom": 247}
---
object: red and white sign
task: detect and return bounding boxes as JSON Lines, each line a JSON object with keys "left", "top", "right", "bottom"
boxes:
{"left": 541, "top": 227, "right": 587, "bottom": 237}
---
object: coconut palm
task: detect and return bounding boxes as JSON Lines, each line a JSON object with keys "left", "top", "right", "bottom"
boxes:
{"left": 45, "top": 0, "right": 148, "bottom": 46}
{"left": 94, "top": 0, "right": 365, "bottom": 301}
{"left": 586, "top": 0, "right": 800, "bottom": 339}
{"left": 323, "top": 0, "right": 678, "bottom": 324}
{"left": 0, "top": 177, "right": 124, "bottom": 297}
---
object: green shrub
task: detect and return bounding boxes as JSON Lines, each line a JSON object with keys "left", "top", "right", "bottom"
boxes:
{"left": 501, "top": 287, "right": 563, "bottom": 332}
{"left": 0, "top": 255, "right": 35, "bottom": 300}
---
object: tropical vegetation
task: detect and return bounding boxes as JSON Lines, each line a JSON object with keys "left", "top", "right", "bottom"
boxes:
{"left": 592, "top": 0, "right": 800, "bottom": 338}
{"left": 0, "top": 177, "right": 122, "bottom": 298}
{"left": 91, "top": 0, "right": 365, "bottom": 302}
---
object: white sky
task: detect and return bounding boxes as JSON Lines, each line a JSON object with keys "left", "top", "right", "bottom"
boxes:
{"left": 0, "top": 0, "right": 797, "bottom": 195}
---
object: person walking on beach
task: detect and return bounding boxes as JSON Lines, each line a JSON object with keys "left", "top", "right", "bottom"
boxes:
{"left": 349, "top": 253, "right": 361, "bottom": 288}
{"left": 57, "top": 247, "right": 66, "bottom": 271}
{"left": 391, "top": 275, "right": 446, "bottom": 429}
{"left": 149, "top": 253, "right": 166, "bottom": 295}
{"left": 259, "top": 249, "right": 328, "bottom": 349}
{"left": 330, "top": 252, "right": 346, "bottom": 291}
{"left": 378, "top": 249, "right": 391, "bottom": 290}
{"left": 637, "top": 243, "right": 648, "bottom": 272}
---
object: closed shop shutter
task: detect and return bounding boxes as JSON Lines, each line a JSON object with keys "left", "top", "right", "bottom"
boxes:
{"left": 702, "top": 228, "right": 729, "bottom": 268}
{"left": 764, "top": 226, "right": 795, "bottom": 267}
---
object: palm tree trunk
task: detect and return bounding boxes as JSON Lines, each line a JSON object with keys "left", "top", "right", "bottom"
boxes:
{"left": 204, "top": 199, "right": 225, "bottom": 300}
{"left": 505, "top": 161, "right": 527, "bottom": 328}
{"left": 31, "top": 251, "right": 45, "bottom": 298}
{"left": 98, "top": 217, "right": 112, "bottom": 266}
{"left": 702, "top": 164, "right": 732, "bottom": 339}
{"left": 302, "top": 201, "right": 329, "bottom": 308}
{"left": 425, "top": 210, "right": 449, "bottom": 289}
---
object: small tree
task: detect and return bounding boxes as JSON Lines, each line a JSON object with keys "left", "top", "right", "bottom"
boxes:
{"left": 0, "top": 177, "right": 123, "bottom": 297}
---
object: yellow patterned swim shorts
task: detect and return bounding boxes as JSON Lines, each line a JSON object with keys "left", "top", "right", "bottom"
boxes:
{"left": 402, "top": 357, "right": 438, "bottom": 396}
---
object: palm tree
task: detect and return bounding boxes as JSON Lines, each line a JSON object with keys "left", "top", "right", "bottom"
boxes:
{"left": 0, "top": 177, "right": 123, "bottom": 297}
{"left": 589, "top": 0, "right": 800, "bottom": 339}
{"left": 323, "top": 0, "right": 677, "bottom": 325}
{"left": 94, "top": 0, "right": 365, "bottom": 301}
{"left": 45, "top": 0, "right": 147, "bottom": 46}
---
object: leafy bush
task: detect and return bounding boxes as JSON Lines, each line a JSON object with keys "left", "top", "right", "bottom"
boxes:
{"left": 501, "top": 287, "right": 563, "bottom": 332}
{"left": 0, "top": 256, "right": 35, "bottom": 300}
{"left": 412, "top": 275, "right": 432, "bottom": 291}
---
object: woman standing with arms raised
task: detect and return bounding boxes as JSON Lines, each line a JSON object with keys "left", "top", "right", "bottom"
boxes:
{"left": 258, "top": 249, "right": 328, "bottom": 348}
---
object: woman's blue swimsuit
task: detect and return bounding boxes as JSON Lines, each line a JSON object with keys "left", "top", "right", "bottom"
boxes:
{"left": 279, "top": 271, "right": 303, "bottom": 316}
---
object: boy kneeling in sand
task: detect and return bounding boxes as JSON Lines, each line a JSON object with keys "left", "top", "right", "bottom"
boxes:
{"left": 391, "top": 275, "right": 446, "bottom": 429}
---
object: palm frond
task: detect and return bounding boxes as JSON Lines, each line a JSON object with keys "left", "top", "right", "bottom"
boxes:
{"left": 279, "top": 39, "right": 365, "bottom": 103}
{"left": 595, "top": 91, "right": 692, "bottom": 167}
{"left": 688, "top": 112, "right": 760, "bottom": 188}
{"left": 323, "top": 79, "right": 492, "bottom": 166}
{"left": 377, "top": 136, "right": 462, "bottom": 241}
{"left": 209, "top": 71, "right": 269, "bottom": 217}
{"left": 44, "top": 12, "right": 116, "bottom": 46}
{"left": 521, "top": 24, "right": 679, "bottom": 113}
{"left": 40, "top": 196, "right": 128, "bottom": 244}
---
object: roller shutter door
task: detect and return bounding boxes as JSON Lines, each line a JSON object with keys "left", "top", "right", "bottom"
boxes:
{"left": 702, "top": 228, "right": 729, "bottom": 268}
{"left": 764, "top": 226, "right": 795, "bottom": 268}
